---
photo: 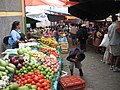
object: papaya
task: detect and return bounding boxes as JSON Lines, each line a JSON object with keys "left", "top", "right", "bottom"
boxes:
{"left": 8, "top": 63, "right": 16, "bottom": 69}
{"left": 0, "top": 66, "right": 6, "bottom": 71}
{"left": 6, "top": 66, "right": 14, "bottom": 72}
{"left": 0, "top": 59, "right": 8, "bottom": 67}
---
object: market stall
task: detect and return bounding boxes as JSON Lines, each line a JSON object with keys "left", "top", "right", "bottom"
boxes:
{"left": 0, "top": 37, "right": 62, "bottom": 90}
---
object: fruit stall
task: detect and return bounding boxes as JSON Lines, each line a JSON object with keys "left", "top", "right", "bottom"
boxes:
{"left": 0, "top": 37, "right": 63, "bottom": 90}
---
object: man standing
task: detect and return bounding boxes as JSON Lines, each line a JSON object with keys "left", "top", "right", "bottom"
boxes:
{"left": 108, "top": 15, "right": 120, "bottom": 71}
{"left": 77, "top": 24, "right": 88, "bottom": 51}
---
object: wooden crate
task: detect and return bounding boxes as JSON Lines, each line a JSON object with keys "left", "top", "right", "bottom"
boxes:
{"left": 62, "top": 49, "right": 69, "bottom": 54}
{"left": 59, "top": 42, "right": 69, "bottom": 49}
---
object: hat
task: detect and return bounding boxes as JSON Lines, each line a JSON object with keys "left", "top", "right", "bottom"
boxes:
{"left": 81, "top": 24, "right": 86, "bottom": 27}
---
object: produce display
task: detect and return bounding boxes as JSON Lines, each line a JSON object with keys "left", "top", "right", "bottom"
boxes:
{"left": 0, "top": 59, "right": 16, "bottom": 89}
{"left": 4, "top": 83, "right": 37, "bottom": 90}
{"left": 43, "top": 56, "right": 60, "bottom": 73}
{"left": 41, "top": 37, "right": 58, "bottom": 48}
{"left": 12, "top": 71, "right": 50, "bottom": 90}
{"left": 1, "top": 36, "right": 62, "bottom": 90}
{"left": 9, "top": 55, "right": 26, "bottom": 70}
{"left": 15, "top": 62, "right": 54, "bottom": 81}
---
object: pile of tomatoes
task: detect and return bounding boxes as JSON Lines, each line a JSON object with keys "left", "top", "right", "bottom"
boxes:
{"left": 12, "top": 71, "right": 50, "bottom": 90}
{"left": 41, "top": 48, "right": 59, "bottom": 58}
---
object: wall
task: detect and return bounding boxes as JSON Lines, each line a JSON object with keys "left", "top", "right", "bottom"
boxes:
{"left": 0, "top": 0, "right": 25, "bottom": 54}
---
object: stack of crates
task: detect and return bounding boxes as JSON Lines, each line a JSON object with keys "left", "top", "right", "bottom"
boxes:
{"left": 59, "top": 42, "right": 69, "bottom": 54}
{"left": 60, "top": 76, "right": 85, "bottom": 90}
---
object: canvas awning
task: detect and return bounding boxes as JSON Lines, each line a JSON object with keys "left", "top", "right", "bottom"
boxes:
{"left": 26, "top": 17, "right": 40, "bottom": 23}
{"left": 25, "top": 0, "right": 79, "bottom": 7}
{"left": 47, "top": 14, "right": 66, "bottom": 22}
{"left": 69, "top": 0, "right": 120, "bottom": 20}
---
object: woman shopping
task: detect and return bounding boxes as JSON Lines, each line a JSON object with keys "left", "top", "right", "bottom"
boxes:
{"left": 10, "top": 21, "right": 26, "bottom": 49}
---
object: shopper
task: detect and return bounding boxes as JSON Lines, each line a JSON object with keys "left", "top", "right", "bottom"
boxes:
{"left": 108, "top": 15, "right": 120, "bottom": 71}
{"left": 10, "top": 21, "right": 25, "bottom": 49}
{"left": 66, "top": 45, "right": 85, "bottom": 76}
{"left": 70, "top": 24, "right": 77, "bottom": 45}
{"left": 93, "top": 27, "right": 102, "bottom": 53}
{"left": 77, "top": 24, "right": 88, "bottom": 51}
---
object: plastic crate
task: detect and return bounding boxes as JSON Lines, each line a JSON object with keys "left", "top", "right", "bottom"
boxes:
{"left": 60, "top": 76, "right": 85, "bottom": 90}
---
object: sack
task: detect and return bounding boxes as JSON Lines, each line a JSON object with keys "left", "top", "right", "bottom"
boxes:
{"left": 99, "top": 34, "right": 109, "bottom": 47}
{"left": 116, "top": 21, "right": 120, "bottom": 32}
{"left": 3, "top": 36, "right": 14, "bottom": 46}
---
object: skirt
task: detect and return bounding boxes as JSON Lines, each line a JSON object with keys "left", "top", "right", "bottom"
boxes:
{"left": 109, "top": 45, "right": 120, "bottom": 56}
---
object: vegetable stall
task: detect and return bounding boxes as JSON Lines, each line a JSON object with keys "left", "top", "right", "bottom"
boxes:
{"left": 0, "top": 37, "right": 63, "bottom": 90}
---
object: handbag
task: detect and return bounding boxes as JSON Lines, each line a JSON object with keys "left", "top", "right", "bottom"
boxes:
{"left": 99, "top": 34, "right": 109, "bottom": 47}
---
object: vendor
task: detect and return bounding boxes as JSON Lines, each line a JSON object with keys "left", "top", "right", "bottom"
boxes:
{"left": 10, "top": 21, "right": 26, "bottom": 49}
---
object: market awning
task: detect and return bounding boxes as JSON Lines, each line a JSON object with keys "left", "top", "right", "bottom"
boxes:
{"left": 64, "top": 19, "right": 80, "bottom": 24}
{"left": 25, "top": 0, "right": 79, "bottom": 7}
{"left": 68, "top": 0, "right": 120, "bottom": 20}
{"left": 26, "top": 17, "right": 40, "bottom": 23}
{"left": 47, "top": 14, "right": 66, "bottom": 22}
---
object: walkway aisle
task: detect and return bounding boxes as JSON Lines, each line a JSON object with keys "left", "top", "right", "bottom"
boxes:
{"left": 61, "top": 43, "right": 120, "bottom": 90}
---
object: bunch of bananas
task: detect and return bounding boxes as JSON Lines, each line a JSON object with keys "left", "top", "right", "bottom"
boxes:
{"left": 41, "top": 37, "right": 58, "bottom": 48}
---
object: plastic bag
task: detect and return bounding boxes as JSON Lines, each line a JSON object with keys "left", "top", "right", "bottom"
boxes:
{"left": 99, "top": 34, "right": 109, "bottom": 47}
{"left": 116, "top": 20, "right": 120, "bottom": 32}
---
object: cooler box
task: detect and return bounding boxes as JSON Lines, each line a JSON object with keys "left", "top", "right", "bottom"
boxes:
{"left": 60, "top": 76, "right": 85, "bottom": 90}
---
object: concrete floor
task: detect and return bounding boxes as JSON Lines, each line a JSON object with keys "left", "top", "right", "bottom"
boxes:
{"left": 60, "top": 44, "right": 120, "bottom": 90}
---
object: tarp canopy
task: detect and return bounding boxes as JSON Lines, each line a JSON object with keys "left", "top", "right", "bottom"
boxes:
{"left": 26, "top": 17, "right": 40, "bottom": 23}
{"left": 25, "top": 0, "right": 79, "bottom": 7}
{"left": 47, "top": 14, "right": 66, "bottom": 22}
{"left": 69, "top": 0, "right": 120, "bottom": 20}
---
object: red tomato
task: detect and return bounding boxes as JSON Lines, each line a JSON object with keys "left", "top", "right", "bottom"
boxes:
{"left": 19, "top": 75, "right": 23, "bottom": 78}
{"left": 22, "top": 78, "right": 25, "bottom": 81}
{"left": 46, "top": 80, "right": 50, "bottom": 84}
{"left": 40, "top": 88, "right": 44, "bottom": 90}
{"left": 16, "top": 76, "right": 20, "bottom": 80}
{"left": 23, "top": 80, "right": 27, "bottom": 85}
{"left": 37, "top": 87, "right": 41, "bottom": 90}
{"left": 31, "top": 75, "right": 35, "bottom": 78}
{"left": 31, "top": 81, "right": 36, "bottom": 85}
{"left": 42, "top": 82, "right": 47, "bottom": 87}
{"left": 27, "top": 79, "right": 32, "bottom": 83}
{"left": 13, "top": 78, "right": 17, "bottom": 82}
{"left": 34, "top": 77, "right": 39, "bottom": 83}
{"left": 36, "top": 83, "right": 41, "bottom": 88}
{"left": 14, "top": 75, "right": 17, "bottom": 79}
{"left": 24, "top": 74, "right": 28, "bottom": 77}
{"left": 40, "top": 74, "right": 44, "bottom": 79}
{"left": 39, "top": 79, "right": 44, "bottom": 84}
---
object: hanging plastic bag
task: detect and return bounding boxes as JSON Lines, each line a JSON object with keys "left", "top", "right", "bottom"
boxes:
{"left": 99, "top": 34, "right": 109, "bottom": 47}
{"left": 116, "top": 20, "right": 120, "bottom": 32}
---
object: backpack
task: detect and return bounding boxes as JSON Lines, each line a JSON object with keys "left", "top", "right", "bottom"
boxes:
{"left": 3, "top": 36, "right": 14, "bottom": 46}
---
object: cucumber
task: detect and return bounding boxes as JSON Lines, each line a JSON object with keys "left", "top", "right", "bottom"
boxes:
{"left": 6, "top": 66, "right": 14, "bottom": 72}
{"left": 0, "top": 66, "right": 6, "bottom": 71}
{"left": 0, "top": 59, "right": 8, "bottom": 67}
{"left": 8, "top": 63, "right": 16, "bottom": 69}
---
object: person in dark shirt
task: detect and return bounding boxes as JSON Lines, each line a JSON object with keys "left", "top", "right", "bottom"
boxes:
{"left": 67, "top": 46, "right": 85, "bottom": 76}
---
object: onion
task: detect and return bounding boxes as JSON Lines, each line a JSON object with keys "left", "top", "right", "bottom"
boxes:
{"left": 17, "top": 63, "right": 22, "bottom": 69}
{"left": 22, "top": 62, "right": 26, "bottom": 66}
